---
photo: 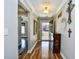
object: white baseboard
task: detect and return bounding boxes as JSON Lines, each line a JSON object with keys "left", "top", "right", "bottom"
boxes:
{"left": 27, "top": 41, "right": 38, "bottom": 53}
{"left": 60, "top": 51, "right": 66, "bottom": 59}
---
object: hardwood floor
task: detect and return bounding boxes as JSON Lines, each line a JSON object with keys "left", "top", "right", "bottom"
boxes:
{"left": 19, "top": 41, "right": 63, "bottom": 59}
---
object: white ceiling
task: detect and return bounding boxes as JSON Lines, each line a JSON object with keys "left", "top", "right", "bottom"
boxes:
{"left": 22, "top": 0, "right": 67, "bottom": 17}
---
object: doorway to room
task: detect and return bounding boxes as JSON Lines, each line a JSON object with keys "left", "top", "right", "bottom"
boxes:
{"left": 41, "top": 22, "right": 54, "bottom": 59}
{"left": 42, "top": 22, "right": 49, "bottom": 40}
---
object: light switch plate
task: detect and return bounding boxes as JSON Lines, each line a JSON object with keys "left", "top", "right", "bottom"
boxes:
{"left": 4, "top": 28, "right": 8, "bottom": 36}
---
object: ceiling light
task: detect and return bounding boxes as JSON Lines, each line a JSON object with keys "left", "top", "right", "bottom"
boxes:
{"left": 42, "top": 0, "right": 51, "bottom": 14}
{"left": 43, "top": 6, "right": 49, "bottom": 14}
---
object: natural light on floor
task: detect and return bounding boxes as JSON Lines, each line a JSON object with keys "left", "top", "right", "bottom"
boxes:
{"left": 41, "top": 41, "right": 49, "bottom": 59}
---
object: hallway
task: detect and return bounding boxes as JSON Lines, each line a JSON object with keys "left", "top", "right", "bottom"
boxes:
{"left": 4, "top": 0, "right": 75, "bottom": 58}
{"left": 19, "top": 41, "right": 63, "bottom": 59}
{"left": 17, "top": 0, "right": 75, "bottom": 59}
{"left": 3, "top": 0, "right": 75, "bottom": 59}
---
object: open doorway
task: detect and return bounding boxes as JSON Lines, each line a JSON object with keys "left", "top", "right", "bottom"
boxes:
{"left": 41, "top": 22, "right": 54, "bottom": 59}
{"left": 42, "top": 22, "right": 49, "bottom": 40}
{"left": 18, "top": 2, "right": 29, "bottom": 58}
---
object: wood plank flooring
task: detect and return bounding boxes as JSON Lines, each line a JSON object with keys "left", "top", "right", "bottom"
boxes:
{"left": 19, "top": 41, "right": 63, "bottom": 59}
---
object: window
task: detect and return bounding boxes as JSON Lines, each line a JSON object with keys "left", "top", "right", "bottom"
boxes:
{"left": 21, "top": 23, "right": 25, "bottom": 34}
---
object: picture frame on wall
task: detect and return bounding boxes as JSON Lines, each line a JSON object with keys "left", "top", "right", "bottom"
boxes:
{"left": 33, "top": 20, "right": 37, "bottom": 35}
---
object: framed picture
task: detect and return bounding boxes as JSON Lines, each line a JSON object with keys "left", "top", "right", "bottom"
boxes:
{"left": 33, "top": 20, "right": 37, "bottom": 35}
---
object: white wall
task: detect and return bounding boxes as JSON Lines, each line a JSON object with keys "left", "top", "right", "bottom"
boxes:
{"left": 29, "top": 12, "right": 38, "bottom": 51}
{"left": 4, "top": 0, "right": 18, "bottom": 59}
{"left": 56, "top": 0, "right": 75, "bottom": 59}
{"left": 61, "top": 7, "right": 75, "bottom": 59}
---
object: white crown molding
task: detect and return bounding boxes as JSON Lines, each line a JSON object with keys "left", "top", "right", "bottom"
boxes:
{"left": 41, "top": 0, "right": 68, "bottom": 17}
{"left": 24, "top": 0, "right": 39, "bottom": 16}
{"left": 19, "top": 0, "right": 31, "bottom": 12}
{"left": 56, "top": 0, "right": 68, "bottom": 15}
{"left": 19, "top": 0, "right": 69, "bottom": 17}
{"left": 19, "top": 0, "right": 38, "bottom": 17}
